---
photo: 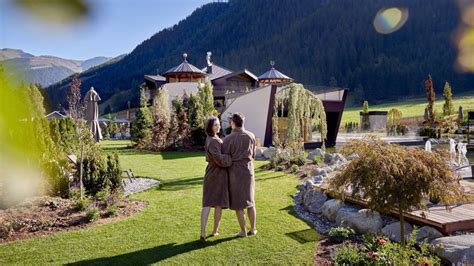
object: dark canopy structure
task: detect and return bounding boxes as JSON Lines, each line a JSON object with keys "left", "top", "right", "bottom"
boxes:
{"left": 163, "top": 53, "right": 206, "bottom": 83}
{"left": 258, "top": 61, "right": 293, "bottom": 86}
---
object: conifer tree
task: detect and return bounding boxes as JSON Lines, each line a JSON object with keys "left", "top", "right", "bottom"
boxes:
{"left": 198, "top": 78, "right": 218, "bottom": 120}
{"left": 151, "top": 88, "right": 170, "bottom": 150}
{"left": 424, "top": 74, "right": 436, "bottom": 125}
{"left": 362, "top": 100, "right": 369, "bottom": 114}
{"left": 25, "top": 84, "right": 46, "bottom": 118}
{"left": 361, "top": 100, "right": 370, "bottom": 130}
{"left": 67, "top": 73, "right": 82, "bottom": 121}
{"left": 131, "top": 87, "right": 153, "bottom": 148}
{"left": 188, "top": 92, "right": 205, "bottom": 129}
{"left": 167, "top": 111, "right": 179, "bottom": 148}
{"left": 442, "top": 81, "right": 454, "bottom": 116}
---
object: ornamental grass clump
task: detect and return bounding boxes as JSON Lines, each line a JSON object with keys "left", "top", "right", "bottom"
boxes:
{"left": 328, "top": 136, "right": 468, "bottom": 245}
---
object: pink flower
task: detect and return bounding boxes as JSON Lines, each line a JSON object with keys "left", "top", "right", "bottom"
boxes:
{"left": 367, "top": 251, "right": 377, "bottom": 259}
{"left": 377, "top": 237, "right": 386, "bottom": 245}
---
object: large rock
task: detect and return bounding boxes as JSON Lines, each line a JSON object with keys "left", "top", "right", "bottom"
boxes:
{"left": 322, "top": 199, "right": 344, "bottom": 222}
{"left": 415, "top": 226, "right": 443, "bottom": 243}
{"left": 311, "top": 175, "right": 323, "bottom": 184}
{"left": 333, "top": 153, "right": 347, "bottom": 164}
{"left": 276, "top": 149, "right": 291, "bottom": 160}
{"left": 324, "top": 153, "right": 347, "bottom": 166}
{"left": 346, "top": 153, "right": 360, "bottom": 161}
{"left": 263, "top": 147, "right": 277, "bottom": 159}
{"left": 297, "top": 179, "right": 314, "bottom": 198}
{"left": 337, "top": 209, "right": 383, "bottom": 234}
{"left": 304, "top": 179, "right": 315, "bottom": 190}
{"left": 256, "top": 147, "right": 267, "bottom": 159}
{"left": 324, "top": 153, "right": 335, "bottom": 165}
{"left": 303, "top": 188, "right": 327, "bottom": 214}
{"left": 382, "top": 222, "right": 413, "bottom": 243}
{"left": 335, "top": 206, "right": 359, "bottom": 226}
{"left": 431, "top": 235, "right": 474, "bottom": 264}
{"left": 310, "top": 167, "right": 327, "bottom": 177}
{"left": 307, "top": 148, "right": 325, "bottom": 160}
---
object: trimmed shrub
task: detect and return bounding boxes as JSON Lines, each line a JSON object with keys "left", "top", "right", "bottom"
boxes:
{"left": 312, "top": 155, "right": 322, "bottom": 165}
{"left": 328, "top": 227, "right": 355, "bottom": 243}
{"left": 105, "top": 207, "right": 117, "bottom": 217}
{"left": 290, "top": 164, "right": 299, "bottom": 173}
{"left": 335, "top": 243, "right": 363, "bottom": 265}
{"left": 74, "top": 198, "right": 88, "bottom": 211}
{"left": 86, "top": 208, "right": 99, "bottom": 223}
{"left": 276, "top": 165, "right": 285, "bottom": 172}
{"left": 80, "top": 151, "right": 122, "bottom": 197}
{"left": 290, "top": 152, "right": 306, "bottom": 166}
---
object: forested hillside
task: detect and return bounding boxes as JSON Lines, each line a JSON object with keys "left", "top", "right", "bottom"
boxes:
{"left": 45, "top": 0, "right": 473, "bottom": 113}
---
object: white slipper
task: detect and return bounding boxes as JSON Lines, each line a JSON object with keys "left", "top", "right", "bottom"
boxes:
{"left": 235, "top": 232, "right": 247, "bottom": 238}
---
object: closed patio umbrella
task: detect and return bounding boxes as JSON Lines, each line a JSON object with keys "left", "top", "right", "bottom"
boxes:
{"left": 84, "top": 87, "right": 103, "bottom": 142}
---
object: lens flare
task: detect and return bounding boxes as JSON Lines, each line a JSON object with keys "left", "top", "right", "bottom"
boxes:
{"left": 373, "top": 7, "right": 409, "bottom": 34}
{"left": 455, "top": 27, "right": 474, "bottom": 72}
{"left": 454, "top": 0, "right": 474, "bottom": 72}
{"left": 462, "top": 5, "right": 474, "bottom": 26}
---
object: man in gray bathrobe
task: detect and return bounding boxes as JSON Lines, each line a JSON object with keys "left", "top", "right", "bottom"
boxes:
{"left": 223, "top": 113, "right": 257, "bottom": 237}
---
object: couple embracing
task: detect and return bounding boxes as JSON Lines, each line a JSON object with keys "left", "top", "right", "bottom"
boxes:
{"left": 200, "top": 113, "right": 257, "bottom": 242}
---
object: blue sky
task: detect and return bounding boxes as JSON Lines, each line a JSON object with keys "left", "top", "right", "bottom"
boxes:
{"left": 0, "top": 0, "right": 209, "bottom": 60}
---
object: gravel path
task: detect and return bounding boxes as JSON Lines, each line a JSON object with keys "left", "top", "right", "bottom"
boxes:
{"left": 123, "top": 178, "right": 160, "bottom": 197}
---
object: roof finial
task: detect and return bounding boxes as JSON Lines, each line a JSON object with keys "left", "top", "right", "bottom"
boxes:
{"left": 206, "top": 51, "right": 213, "bottom": 67}
{"left": 183, "top": 52, "right": 188, "bottom": 62}
{"left": 270, "top": 60, "right": 275, "bottom": 68}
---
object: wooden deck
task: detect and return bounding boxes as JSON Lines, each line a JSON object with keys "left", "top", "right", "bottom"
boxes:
{"left": 325, "top": 180, "right": 474, "bottom": 235}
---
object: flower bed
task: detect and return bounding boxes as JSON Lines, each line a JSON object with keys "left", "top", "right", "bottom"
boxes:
{"left": 0, "top": 196, "right": 146, "bottom": 243}
{"left": 334, "top": 229, "right": 440, "bottom": 265}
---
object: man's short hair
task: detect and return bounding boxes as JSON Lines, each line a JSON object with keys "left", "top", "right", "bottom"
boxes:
{"left": 231, "top": 113, "right": 245, "bottom": 128}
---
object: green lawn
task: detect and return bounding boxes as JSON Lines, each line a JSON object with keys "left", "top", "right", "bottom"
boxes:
{"left": 342, "top": 95, "right": 474, "bottom": 124}
{"left": 0, "top": 141, "right": 318, "bottom": 265}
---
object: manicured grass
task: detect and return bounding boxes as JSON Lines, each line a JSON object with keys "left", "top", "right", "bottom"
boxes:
{"left": 0, "top": 141, "right": 318, "bottom": 265}
{"left": 342, "top": 95, "right": 474, "bottom": 124}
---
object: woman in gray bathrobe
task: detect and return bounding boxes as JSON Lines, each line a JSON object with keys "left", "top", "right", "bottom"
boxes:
{"left": 200, "top": 117, "right": 232, "bottom": 242}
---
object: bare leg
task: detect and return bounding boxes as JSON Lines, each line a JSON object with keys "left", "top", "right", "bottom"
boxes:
{"left": 200, "top": 207, "right": 211, "bottom": 238}
{"left": 235, "top": 210, "right": 247, "bottom": 236}
{"left": 212, "top": 206, "right": 222, "bottom": 235}
{"left": 247, "top": 206, "right": 257, "bottom": 233}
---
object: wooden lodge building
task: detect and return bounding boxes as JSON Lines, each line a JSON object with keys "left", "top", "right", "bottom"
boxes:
{"left": 143, "top": 52, "right": 347, "bottom": 147}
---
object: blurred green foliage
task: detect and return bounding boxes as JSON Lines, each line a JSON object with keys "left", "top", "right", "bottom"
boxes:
{"left": 14, "top": 0, "right": 90, "bottom": 24}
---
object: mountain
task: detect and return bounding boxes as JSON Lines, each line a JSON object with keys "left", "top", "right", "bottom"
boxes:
{"left": 45, "top": 0, "right": 474, "bottom": 113}
{"left": 0, "top": 48, "right": 113, "bottom": 87}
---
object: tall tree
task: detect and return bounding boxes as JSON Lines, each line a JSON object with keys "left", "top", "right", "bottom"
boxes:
{"left": 67, "top": 73, "right": 82, "bottom": 121}
{"left": 151, "top": 89, "right": 170, "bottom": 150}
{"left": 188, "top": 93, "right": 203, "bottom": 128}
{"left": 362, "top": 101, "right": 369, "bottom": 114}
{"left": 131, "top": 87, "right": 153, "bottom": 148}
{"left": 361, "top": 100, "right": 370, "bottom": 130}
{"left": 25, "top": 84, "right": 46, "bottom": 118}
{"left": 442, "top": 81, "right": 454, "bottom": 116}
{"left": 387, "top": 108, "right": 402, "bottom": 126}
{"left": 198, "top": 78, "right": 218, "bottom": 121}
{"left": 424, "top": 74, "right": 436, "bottom": 125}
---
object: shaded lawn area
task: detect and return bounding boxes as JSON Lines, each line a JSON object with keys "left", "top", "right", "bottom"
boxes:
{"left": 0, "top": 140, "right": 319, "bottom": 265}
